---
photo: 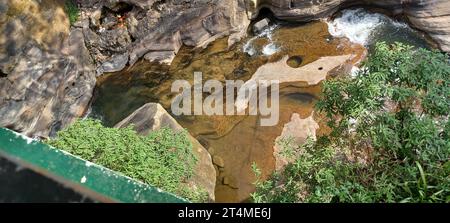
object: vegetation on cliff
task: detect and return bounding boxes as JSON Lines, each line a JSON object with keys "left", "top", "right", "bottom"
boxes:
{"left": 47, "top": 118, "right": 208, "bottom": 202}
{"left": 64, "top": 0, "right": 79, "bottom": 25}
{"left": 252, "top": 42, "right": 450, "bottom": 203}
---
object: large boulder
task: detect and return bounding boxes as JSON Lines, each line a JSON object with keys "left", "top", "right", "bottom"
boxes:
{"left": 0, "top": 0, "right": 96, "bottom": 138}
{"left": 115, "top": 103, "right": 217, "bottom": 202}
{"left": 248, "top": 0, "right": 450, "bottom": 52}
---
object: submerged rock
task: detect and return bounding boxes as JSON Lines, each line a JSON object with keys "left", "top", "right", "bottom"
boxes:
{"left": 223, "top": 176, "right": 239, "bottom": 189}
{"left": 212, "top": 156, "right": 225, "bottom": 168}
{"left": 114, "top": 103, "right": 217, "bottom": 202}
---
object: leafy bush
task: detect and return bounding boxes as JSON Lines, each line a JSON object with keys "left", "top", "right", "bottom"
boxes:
{"left": 64, "top": 0, "right": 79, "bottom": 25}
{"left": 47, "top": 118, "right": 208, "bottom": 202}
{"left": 252, "top": 42, "right": 450, "bottom": 203}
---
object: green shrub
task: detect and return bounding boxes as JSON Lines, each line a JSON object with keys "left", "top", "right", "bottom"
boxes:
{"left": 64, "top": 0, "right": 79, "bottom": 25}
{"left": 47, "top": 118, "right": 208, "bottom": 202}
{"left": 252, "top": 42, "right": 450, "bottom": 203}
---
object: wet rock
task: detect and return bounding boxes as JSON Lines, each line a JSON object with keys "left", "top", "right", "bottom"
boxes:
{"left": 212, "top": 155, "right": 225, "bottom": 168}
{"left": 274, "top": 113, "right": 319, "bottom": 171}
{"left": 253, "top": 18, "right": 270, "bottom": 34}
{"left": 0, "top": 1, "right": 96, "bottom": 138}
{"left": 233, "top": 66, "right": 249, "bottom": 78}
{"left": 286, "top": 56, "right": 303, "bottom": 68}
{"left": 247, "top": 0, "right": 450, "bottom": 52}
{"left": 214, "top": 165, "right": 220, "bottom": 176}
{"left": 96, "top": 53, "right": 129, "bottom": 75}
{"left": 222, "top": 176, "right": 230, "bottom": 186}
{"left": 114, "top": 103, "right": 217, "bottom": 202}
{"left": 207, "top": 147, "right": 216, "bottom": 155}
{"left": 223, "top": 176, "right": 239, "bottom": 189}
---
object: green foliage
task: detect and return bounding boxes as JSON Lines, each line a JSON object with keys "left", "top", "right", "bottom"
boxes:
{"left": 64, "top": 0, "right": 79, "bottom": 25}
{"left": 47, "top": 118, "right": 207, "bottom": 202}
{"left": 253, "top": 42, "right": 450, "bottom": 203}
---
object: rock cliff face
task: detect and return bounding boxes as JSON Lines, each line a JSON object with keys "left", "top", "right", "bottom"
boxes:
{"left": 77, "top": 0, "right": 250, "bottom": 74}
{"left": 248, "top": 0, "right": 450, "bottom": 52}
{"left": 0, "top": 0, "right": 96, "bottom": 138}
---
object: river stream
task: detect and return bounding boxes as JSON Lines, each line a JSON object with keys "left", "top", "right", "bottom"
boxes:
{"left": 89, "top": 8, "right": 429, "bottom": 202}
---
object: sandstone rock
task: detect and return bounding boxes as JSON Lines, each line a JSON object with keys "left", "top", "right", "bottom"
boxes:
{"left": 0, "top": 0, "right": 69, "bottom": 72}
{"left": 83, "top": 27, "right": 132, "bottom": 64}
{"left": 223, "top": 176, "right": 230, "bottom": 185}
{"left": 250, "top": 54, "right": 353, "bottom": 85}
{"left": 235, "top": 55, "right": 353, "bottom": 113}
{"left": 223, "top": 176, "right": 239, "bottom": 189}
{"left": 214, "top": 165, "right": 220, "bottom": 176}
{"left": 253, "top": 18, "right": 270, "bottom": 34}
{"left": 274, "top": 113, "right": 319, "bottom": 171}
{"left": 247, "top": 0, "right": 450, "bottom": 52}
{"left": 0, "top": 1, "right": 96, "bottom": 138}
{"left": 207, "top": 147, "right": 216, "bottom": 155}
{"left": 102, "top": 14, "right": 119, "bottom": 30}
{"left": 80, "top": 0, "right": 250, "bottom": 67}
{"left": 212, "top": 155, "right": 225, "bottom": 168}
{"left": 96, "top": 53, "right": 129, "bottom": 75}
{"left": 114, "top": 103, "right": 217, "bottom": 202}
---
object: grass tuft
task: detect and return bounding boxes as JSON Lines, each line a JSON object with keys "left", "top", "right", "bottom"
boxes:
{"left": 64, "top": 0, "right": 79, "bottom": 25}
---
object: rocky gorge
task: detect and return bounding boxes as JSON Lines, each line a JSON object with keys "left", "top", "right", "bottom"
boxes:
{"left": 1, "top": 0, "right": 449, "bottom": 202}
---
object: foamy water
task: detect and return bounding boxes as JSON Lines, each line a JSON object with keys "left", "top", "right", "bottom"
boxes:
{"left": 262, "top": 43, "right": 279, "bottom": 55}
{"left": 243, "top": 25, "right": 280, "bottom": 56}
{"left": 327, "top": 9, "right": 413, "bottom": 46}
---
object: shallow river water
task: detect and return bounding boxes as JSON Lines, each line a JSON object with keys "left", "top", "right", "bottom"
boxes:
{"left": 89, "top": 9, "right": 429, "bottom": 202}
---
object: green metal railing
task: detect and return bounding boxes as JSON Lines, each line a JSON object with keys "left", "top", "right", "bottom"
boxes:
{"left": 0, "top": 128, "right": 187, "bottom": 203}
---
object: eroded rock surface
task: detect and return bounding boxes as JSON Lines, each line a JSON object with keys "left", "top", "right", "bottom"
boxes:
{"left": 248, "top": 0, "right": 450, "bottom": 52}
{"left": 235, "top": 54, "right": 353, "bottom": 113}
{"left": 77, "top": 0, "right": 250, "bottom": 74}
{"left": 0, "top": 0, "right": 96, "bottom": 138}
{"left": 274, "top": 113, "right": 319, "bottom": 171}
{"left": 246, "top": 54, "right": 353, "bottom": 86}
{"left": 115, "top": 103, "right": 217, "bottom": 202}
